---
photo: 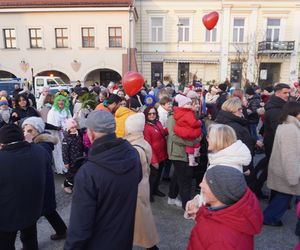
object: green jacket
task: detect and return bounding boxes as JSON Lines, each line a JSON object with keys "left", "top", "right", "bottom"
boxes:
{"left": 167, "top": 112, "right": 196, "bottom": 162}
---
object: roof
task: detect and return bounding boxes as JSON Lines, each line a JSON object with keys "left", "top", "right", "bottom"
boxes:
{"left": 0, "top": 0, "right": 132, "bottom": 8}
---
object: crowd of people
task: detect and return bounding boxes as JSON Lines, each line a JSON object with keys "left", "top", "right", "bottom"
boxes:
{"left": 0, "top": 77, "right": 300, "bottom": 250}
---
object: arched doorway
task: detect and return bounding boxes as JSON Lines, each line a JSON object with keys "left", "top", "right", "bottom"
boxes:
{"left": 36, "top": 70, "right": 70, "bottom": 84}
{"left": 0, "top": 70, "right": 16, "bottom": 79}
{"left": 85, "top": 68, "right": 121, "bottom": 87}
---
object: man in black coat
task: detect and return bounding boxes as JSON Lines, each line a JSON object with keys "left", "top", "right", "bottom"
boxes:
{"left": 0, "top": 124, "right": 47, "bottom": 250}
{"left": 254, "top": 83, "right": 290, "bottom": 198}
{"left": 64, "top": 110, "right": 142, "bottom": 250}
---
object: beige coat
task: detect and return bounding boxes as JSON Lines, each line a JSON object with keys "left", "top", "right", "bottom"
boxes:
{"left": 267, "top": 115, "right": 300, "bottom": 195}
{"left": 125, "top": 133, "right": 160, "bottom": 248}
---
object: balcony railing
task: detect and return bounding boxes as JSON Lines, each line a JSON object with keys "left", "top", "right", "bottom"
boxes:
{"left": 258, "top": 41, "right": 295, "bottom": 53}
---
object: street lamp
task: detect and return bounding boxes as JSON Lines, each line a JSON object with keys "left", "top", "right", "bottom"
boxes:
{"left": 177, "top": 23, "right": 183, "bottom": 83}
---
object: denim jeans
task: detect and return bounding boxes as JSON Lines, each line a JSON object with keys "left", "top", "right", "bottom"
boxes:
{"left": 263, "top": 191, "right": 293, "bottom": 224}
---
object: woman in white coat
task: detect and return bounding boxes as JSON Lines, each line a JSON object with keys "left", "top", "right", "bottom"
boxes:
{"left": 264, "top": 101, "right": 300, "bottom": 227}
{"left": 47, "top": 93, "right": 71, "bottom": 174}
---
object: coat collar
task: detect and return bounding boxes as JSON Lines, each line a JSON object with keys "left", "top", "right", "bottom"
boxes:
{"left": 285, "top": 115, "right": 300, "bottom": 129}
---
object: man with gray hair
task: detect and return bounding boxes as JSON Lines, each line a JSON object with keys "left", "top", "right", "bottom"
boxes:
{"left": 65, "top": 110, "right": 142, "bottom": 250}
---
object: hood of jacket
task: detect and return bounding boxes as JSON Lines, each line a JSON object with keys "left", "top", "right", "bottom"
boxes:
{"left": 33, "top": 133, "right": 58, "bottom": 145}
{"left": 265, "top": 95, "right": 286, "bottom": 111}
{"left": 208, "top": 140, "right": 251, "bottom": 171}
{"left": 88, "top": 133, "right": 140, "bottom": 175}
{"left": 124, "top": 133, "right": 152, "bottom": 165}
{"left": 115, "top": 106, "right": 134, "bottom": 119}
{"left": 215, "top": 110, "right": 248, "bottom": 127}
{"left": 199, "top": 188, "right": 263, "bottom": 236}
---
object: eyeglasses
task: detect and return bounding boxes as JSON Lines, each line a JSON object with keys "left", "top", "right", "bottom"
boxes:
{"left": 148, "top": 112, "right": 156, "bottom": 116}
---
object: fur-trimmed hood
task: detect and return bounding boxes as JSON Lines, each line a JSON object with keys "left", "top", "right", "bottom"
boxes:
{"left": 33, "top": 133, "right": 59, "bottom": 145}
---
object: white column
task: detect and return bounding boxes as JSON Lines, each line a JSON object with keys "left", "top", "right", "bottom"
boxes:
{"left": 289, "top": 7, "right": 300, "bottom": 84}
{"left": 220, "top": 5, "right": 231, "bottom": 82}
{"left": 247, "top": 6, "right": 259, "bottom": 83}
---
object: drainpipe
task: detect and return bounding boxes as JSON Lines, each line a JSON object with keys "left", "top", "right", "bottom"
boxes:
{"left": 128, "top": 6, "right": 134, "bottom": 71}
{"left": 140, "top": 0, "right": 143, "bottom": 74}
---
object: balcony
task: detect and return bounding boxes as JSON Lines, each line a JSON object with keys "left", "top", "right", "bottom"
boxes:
{"left": 258, "top": 41, "right": 295, "bottom": 54}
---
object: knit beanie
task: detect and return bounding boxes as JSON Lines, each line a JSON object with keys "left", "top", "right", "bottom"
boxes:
{"left": 205, "top": 165, "right": 247, "bottom": 205}
{"left": 0, "top": 98, "right": 8, "bottom": 106}
{"left": 218, "top": 83, "right": 228, "bottom": 92}
{"left": 0, "top": 124, "right": 24, "bottom": 144}
{"left": 175, "top": 94, "right": 192, "bottom": 107}
{"left": 22, "top": 117, "right": 45, "bottom": 134}
{"left": 86, "top": 110, "right": 116, "bottom": 134}
{"left": 186, "top": 90, "right": 198, "bottom": 99}
{"left": 65, "top": 118, "right": 78, "bottom": 131}
{"left": 125, "top": 113, "right": 145, "bottom": 134}
{"left": 245, "top": 87, "right": 255, "bottom": 96}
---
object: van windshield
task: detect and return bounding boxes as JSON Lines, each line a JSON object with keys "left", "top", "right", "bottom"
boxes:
{"left": 47, "top": 79, "right": 58, "bottom": 87}
{"left": 55, "top": 78, "right": 68, "bottom": 85}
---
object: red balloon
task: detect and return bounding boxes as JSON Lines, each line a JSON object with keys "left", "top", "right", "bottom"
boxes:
{"left": 294, "top": 81, "right": 299, "bottom": 88}
{"left": 202, "top": 11, "right": 219, "bottom": 30}
{"left": 122, "top": 71, "right": 144, "bottom": 97}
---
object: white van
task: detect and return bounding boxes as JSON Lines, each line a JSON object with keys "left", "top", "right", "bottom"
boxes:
{"left": 34, "top": 76, "right": 71, "bottom": 97}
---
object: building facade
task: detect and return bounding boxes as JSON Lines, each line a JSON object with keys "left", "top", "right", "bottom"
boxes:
{"left": 0, "top": 0, "right": 138, "bottom": 86}
{"left": 135, "top": 0, "right": 300, "bottom": 87}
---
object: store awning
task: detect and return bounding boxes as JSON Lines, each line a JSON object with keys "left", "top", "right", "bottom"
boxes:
{"left": 164, "top": 58, "right": 219, "bottom": 64}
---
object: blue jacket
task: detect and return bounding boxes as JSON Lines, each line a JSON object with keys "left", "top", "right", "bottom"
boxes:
{"left": 0, "top": 141, "right": 47, "bottom": 232}
{"left": 65, "top": 133, "right": 142, "bottom": 250}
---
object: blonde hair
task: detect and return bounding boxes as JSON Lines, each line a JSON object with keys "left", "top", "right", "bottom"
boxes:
{"left": 208, "top": 124, "right": 237, "bottom": 152}
{"left": 221, "top": 97, "right": 242, "bottom": 113}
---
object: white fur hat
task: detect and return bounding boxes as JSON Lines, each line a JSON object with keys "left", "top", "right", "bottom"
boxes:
{"left": 125, "top": 113, "right": 145, "bottom": 134}
{"left": 22, "top": 117, "right": 45, "bottom": 133}
{"left": 175, "top": 94, "right": 192, "bottom": 107}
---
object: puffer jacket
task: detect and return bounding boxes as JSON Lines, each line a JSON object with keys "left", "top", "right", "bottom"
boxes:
{"left": 173, "top": 106, "right": 201, "bottom": 141}
{"left": 187, "top": 188, "right": 263, "bottom": 250}
{"left": 208, "top": 140, "right": 251, "bottom": 172}
{"left": 144, "top": 120, "right": 168, "bottom": 165}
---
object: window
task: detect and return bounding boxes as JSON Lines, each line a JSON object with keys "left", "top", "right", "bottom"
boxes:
{"left": 29, "top": 28, "right": 42, "bottom": 48}
{"left": 109, "top": 27, "right": 122, "bottom": 48}
{"left": 3, "top": 29, "right": 16, "bottom": 48}
{"left": 178, "top": 63, "right": 189, "bottom": 83}
{"left": 233, "top": 18, "right": 245, "bottom": 42}
{"left": 55, "top": 28, "right": 68, "bottom": 48}
{"left": 266, "top": 18, "right": 280, "bottom": 42}
{"left": 151, "top": 62, "right": 163, "bottom": 84}
{"left": 81, "top": 27, "right": 95, "bottom": 48}
{"left": 205, "top": 28, "right": 217, "bottom": 42}
{"left": 151, "top": 17, "right": 163, "bottom": 42}
{"left": 36, "top": 79, "right": 44, "bottom": 87}
{"left": 178, "top": 18, "right": 190, "bottom": 42}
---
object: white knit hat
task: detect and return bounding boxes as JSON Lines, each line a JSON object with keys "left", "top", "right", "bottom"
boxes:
{"left": 175, "top": 94, "right": 192, "bottom": 107}
{"left": 65, "top": 118, "right": 78, "bottom": 131}
{"left": 22, "top": 117, "right": 45, "bottom": 134}
{"left": 125, "top": 113, "right": 145, "bottom": 134}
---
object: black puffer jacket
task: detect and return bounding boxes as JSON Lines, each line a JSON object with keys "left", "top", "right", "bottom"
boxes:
{"left": 215, "top": 110, "right": 255, "bottom": 154}
{"left": 263, "top": 95, "right": 286, "bottom": 157}
{"left": 247, "top": 94, "right": 261, "bottom": 124}
{"left": 62, "top": 131, "right": 84, "bottom": 166}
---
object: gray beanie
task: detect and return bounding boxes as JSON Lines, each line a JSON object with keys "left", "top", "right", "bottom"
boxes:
{"left": 205, "top": 165, "right": 247, "bottom": 205}
{"left": 22, "top": 117, "right": 45, "bottom": 134}
{"left": 86, "top": 110, "right": 116, "bottom": 134}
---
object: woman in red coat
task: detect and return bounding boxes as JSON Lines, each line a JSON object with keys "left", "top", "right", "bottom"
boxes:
{"left": 187, "top": 165, "right": 263, "bottom": 250}
{"left": 144, "top": 106, "right": 168, "bottom": 202}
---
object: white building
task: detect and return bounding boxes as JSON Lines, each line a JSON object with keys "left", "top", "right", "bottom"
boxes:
{"left": 0, "top": 0, "right": 138, "bottom": 86}
{"left": 135, "top": 0, "right": 300, "bottom": 87}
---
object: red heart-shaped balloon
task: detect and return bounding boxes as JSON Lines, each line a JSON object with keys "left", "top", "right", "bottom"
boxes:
{"left": 122, "top": 71, "right": 144, "bottom": 97}
{"left": 202, "top": 11, "right": 219, "bottom": 30}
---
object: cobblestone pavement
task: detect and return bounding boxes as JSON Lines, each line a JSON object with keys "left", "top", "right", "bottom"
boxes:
{"left": 16, "top": 173, "right": 298, "bottom": 250}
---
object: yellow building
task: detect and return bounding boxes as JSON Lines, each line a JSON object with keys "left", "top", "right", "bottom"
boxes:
{"left": 135, "top": 0, "right": 300, "bottom": 87}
